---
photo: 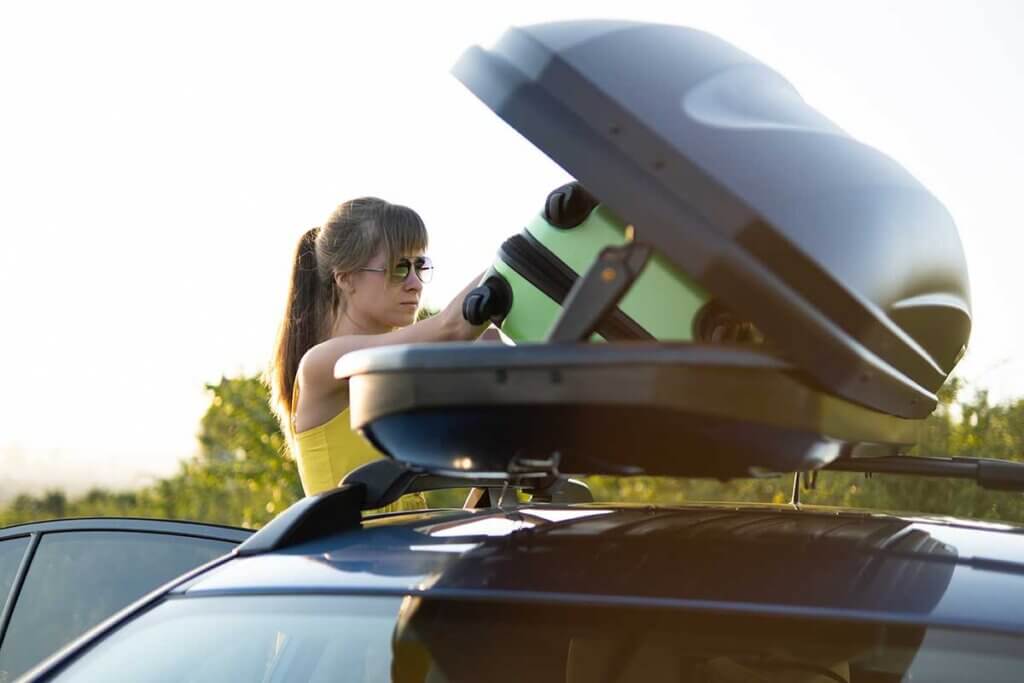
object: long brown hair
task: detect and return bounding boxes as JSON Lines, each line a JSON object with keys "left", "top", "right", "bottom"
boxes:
{"left": 267, "top": 197, "right": 428, "bottom": 436}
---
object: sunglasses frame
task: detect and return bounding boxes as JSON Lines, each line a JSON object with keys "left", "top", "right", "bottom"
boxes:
{"left": 357, "top": 256, "right": 434, "bottom": 284}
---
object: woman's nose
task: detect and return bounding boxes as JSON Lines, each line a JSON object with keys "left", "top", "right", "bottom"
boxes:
{"left": 403, "top": 273, "right": 423, "bottom": 291}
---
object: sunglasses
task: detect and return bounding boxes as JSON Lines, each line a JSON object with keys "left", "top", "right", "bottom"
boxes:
{"left": 358, "top": 256, "right": 434, "bottom": 284}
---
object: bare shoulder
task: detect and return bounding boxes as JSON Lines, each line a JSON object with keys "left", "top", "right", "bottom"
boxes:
{"left": 294, "top": 344, "right": 351, "bottom": 432}
{"left": 297, "top": 337, "right": 356, "bottom": 399}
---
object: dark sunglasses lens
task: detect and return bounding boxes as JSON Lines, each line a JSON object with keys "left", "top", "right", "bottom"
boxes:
{"left": 392, "top": 261, "right": 412, "bottom": 280}
{"left": 391, "top": 257, "right": 433, "bottom": 282}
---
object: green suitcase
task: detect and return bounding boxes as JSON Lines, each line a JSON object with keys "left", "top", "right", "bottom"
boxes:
{"left": 465, "top": 181, "right": 761, "bottom": 345}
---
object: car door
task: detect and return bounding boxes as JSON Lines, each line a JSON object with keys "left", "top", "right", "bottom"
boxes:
{"left": 0, "top": 517, "right": 251, "bottom": 682}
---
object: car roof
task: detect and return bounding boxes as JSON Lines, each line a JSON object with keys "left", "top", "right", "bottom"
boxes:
{"left": 0, "top": 516, "right": 252, "bottom": 542}
{"left": 175, "top": 503, "right": 1024, "bottom": 633}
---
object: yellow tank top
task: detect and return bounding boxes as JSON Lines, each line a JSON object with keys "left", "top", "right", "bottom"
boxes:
{"left": 292, "top": 406, "right": 383, "bottom": 496}
{"left": 291, "top": 383, "right": 426, "bottom": 511}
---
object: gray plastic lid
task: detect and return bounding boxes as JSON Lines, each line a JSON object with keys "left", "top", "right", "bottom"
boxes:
{"left": 452, "top": 20, "right": 970, "bottom": 418}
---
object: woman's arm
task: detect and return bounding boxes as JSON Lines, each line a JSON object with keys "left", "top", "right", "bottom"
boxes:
{"left": 298, "top": 275, "right": 487, "bottom": 398}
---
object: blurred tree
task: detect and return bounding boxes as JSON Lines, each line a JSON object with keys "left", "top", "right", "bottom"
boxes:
{"left": 190, "top": 375, "right": 303, "bottom": 526}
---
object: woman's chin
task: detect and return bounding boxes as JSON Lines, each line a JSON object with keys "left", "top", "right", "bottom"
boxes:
{"left": 394, "top": 308, "right": 419, "bottom": 327}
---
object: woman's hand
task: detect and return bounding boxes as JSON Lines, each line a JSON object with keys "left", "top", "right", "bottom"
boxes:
{"left": 438, "top": 272, "right": 489, "bottom": 341}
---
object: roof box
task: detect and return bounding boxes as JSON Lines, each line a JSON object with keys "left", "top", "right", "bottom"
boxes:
{"left": 337, "top": 21, "right": 970, "bottom": 480}
{"left": 452, "top": 20, "right": 970, "bottom": 419}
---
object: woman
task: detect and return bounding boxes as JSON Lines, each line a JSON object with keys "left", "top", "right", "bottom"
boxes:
{"left": 268, "top": 197, "right": 486, "bottom": 497}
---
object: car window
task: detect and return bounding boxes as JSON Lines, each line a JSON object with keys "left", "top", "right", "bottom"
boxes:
{"left": 45, "top": 594, "right": 1024, "bottom": 683}
{"left": 49, "top": 595, "right": 403, "bottom": 682}
{"left": 0, "top": 531, "right": 233, "bottom": 681}
{"left": 0, "top": 536, "right": 30, "bottom": 616}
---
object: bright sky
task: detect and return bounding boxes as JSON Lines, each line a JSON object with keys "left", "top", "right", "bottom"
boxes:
{"left": 1, "top": 1, "right": 1022, "bottom": 491}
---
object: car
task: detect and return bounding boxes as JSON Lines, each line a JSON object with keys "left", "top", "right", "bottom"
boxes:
{"left": 13, "top": 18, "right": 1015, "bottom": 683}
{"left": 0, "top": 517, "right": 251, "bottom": 681}
{"left": 16, "top": 468, "right": 1024, "bottom": 682}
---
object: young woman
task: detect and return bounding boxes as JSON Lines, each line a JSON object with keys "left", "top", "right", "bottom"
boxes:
{"left": 269, "top": 197, "right": 487, "bottom": 497}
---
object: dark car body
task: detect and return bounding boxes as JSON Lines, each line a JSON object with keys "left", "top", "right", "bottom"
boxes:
{"left": 19, "top": 501, "right": 1024, "bottom": 681}
{"left": 0, "top": 517, "right": 251, "bottom": 681}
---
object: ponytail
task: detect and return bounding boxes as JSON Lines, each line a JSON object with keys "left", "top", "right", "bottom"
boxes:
{"left": 269, "top": 227, "right": 329, "bottom": 434}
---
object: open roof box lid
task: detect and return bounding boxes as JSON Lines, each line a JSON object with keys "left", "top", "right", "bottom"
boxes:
{"left": 337, "top": 20, "right": 970, "bottom": 480}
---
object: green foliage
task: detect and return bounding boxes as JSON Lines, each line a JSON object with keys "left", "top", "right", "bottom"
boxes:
{"left": 6, "top": 372, "right": 1024, "bottom": 529}
{"left": 416, "top": 306, "right": 439, "bottom": 322}
{"left": 188, "top": 376, "right": 304, "bottom": 526}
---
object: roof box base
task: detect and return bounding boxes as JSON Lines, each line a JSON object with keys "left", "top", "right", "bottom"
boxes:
{"left": 364, "top": 406, "right": 843, "bottom": 479}
{"left": 339, "top": 344, "right": 920, "bottom": 480}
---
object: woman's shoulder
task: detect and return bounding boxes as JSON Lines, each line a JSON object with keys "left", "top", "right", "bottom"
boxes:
{"left": 294, "top": 346, "right": 350, "bottom": 432}
{"left": 300, "top": 329, "right": 388, "bottom": 396}
{"left": 297, "top": 338, "right": 350, "bottom": 395}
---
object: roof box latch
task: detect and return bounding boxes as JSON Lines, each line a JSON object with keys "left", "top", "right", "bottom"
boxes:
{"left": 547, "top": 241, "right": 651, "bottom": 343}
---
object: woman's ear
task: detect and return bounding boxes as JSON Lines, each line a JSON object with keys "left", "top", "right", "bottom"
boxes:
{"left": 334, "top": 271, "right": 355, "bottom": 296}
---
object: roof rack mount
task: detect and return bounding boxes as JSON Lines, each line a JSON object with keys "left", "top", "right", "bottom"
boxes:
{"left": 343, "top": 458, "right": 593, "bottom": 510}
{"left": 235, "top": 460, "right": 593, "bottom": 556}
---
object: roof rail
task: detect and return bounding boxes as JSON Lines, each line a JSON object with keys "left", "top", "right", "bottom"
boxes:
{"left": 235, "top": 484, "right": 365, "bottom": 556}
{"left": 236, "top": 453, "right": 1024, "bottom": 556}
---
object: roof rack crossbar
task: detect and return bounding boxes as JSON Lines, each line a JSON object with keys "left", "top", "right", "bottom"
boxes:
{"left": 343, "top": 459, "right": 594, "bottom": 509}
{"left": 823, "top": 455, "right": 1024, "bottom": 492}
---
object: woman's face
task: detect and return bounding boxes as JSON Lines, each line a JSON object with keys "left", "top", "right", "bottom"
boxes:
{"left": 340, "top": 248, "right": 428, "bottom": 332}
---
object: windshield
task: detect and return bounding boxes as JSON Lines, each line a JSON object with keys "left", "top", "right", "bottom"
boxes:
{"left": 46, "top": 594, "right": 1024, "bottom": 682}
{"left": 48, "top": 595, "right": 402, "bottom": 682}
